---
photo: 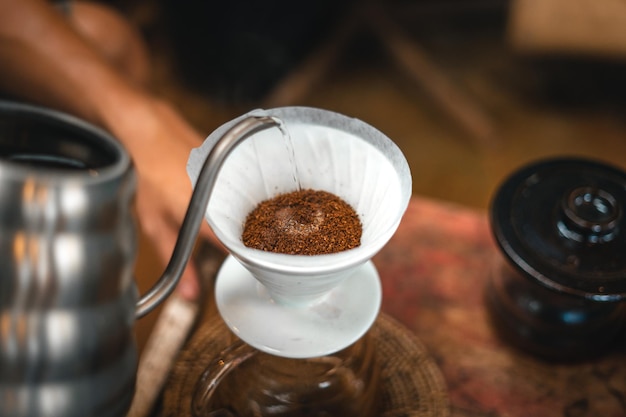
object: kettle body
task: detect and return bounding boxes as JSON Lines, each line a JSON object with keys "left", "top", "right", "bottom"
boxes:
{"left": 0, "top": 101, "right": 138, "bottom": 417}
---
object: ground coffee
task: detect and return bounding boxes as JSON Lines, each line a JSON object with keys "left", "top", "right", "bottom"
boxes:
{"left": 242, "top": 189, "right": 362, "bottom": 255}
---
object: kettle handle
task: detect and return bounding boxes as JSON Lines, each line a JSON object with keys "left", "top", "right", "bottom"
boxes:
{"left": 135, "top": 115, "right": 280, "bottom": 319}
{"left": 191, "top": 340, "right": 257, "bottom": 417}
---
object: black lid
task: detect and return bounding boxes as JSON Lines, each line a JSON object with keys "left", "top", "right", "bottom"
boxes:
{"left": 490, "top": 157, "right": 626, "bottom": 301}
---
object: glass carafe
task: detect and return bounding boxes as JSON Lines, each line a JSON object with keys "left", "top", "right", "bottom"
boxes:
{"left": 192, "top": 330, "right": 381, "bottom": 417}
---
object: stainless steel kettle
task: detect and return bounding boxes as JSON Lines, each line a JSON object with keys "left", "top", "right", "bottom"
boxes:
{"left": 0, "top": 100, "right": 277, "bottom": 417}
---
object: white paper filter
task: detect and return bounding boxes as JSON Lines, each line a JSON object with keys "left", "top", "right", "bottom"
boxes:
{"left": 187, "top": 107, "right": 412, "bottom": 273}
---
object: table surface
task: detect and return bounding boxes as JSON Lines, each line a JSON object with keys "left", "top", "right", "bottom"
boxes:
{"left": 374, "top": 197, "right": 626, "bottom": 417}
{"left": 142, "top": 196, "right": 626, "bottom": 417}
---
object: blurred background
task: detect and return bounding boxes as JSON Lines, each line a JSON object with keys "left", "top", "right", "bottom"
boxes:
{"left": 109, "top": 0, "right": 626, "bottom": 212}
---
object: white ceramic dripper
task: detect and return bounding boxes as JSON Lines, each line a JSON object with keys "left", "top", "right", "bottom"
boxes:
{"left": 188, "top": 106, "right": 412, "bottom": 358}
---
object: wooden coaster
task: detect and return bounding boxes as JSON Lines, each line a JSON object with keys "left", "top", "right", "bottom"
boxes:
{"left": 162, "top": 313, "right": 450, "bottom": 417}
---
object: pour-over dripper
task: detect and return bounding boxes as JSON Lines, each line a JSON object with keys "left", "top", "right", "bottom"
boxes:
{"left": 188, "top": 106, "right": 412, "bottom": 358}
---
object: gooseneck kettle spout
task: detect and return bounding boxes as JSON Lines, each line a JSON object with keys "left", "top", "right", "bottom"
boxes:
{"left": 135, "top": 115, "right": 280, "bottom": 318}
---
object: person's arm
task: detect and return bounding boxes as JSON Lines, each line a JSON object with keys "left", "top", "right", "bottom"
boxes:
{"left": 0, "top": 0, "right": 138, "bottom": 122}
{"left": 0, "top": 0, "right": 220, "bottom": 300}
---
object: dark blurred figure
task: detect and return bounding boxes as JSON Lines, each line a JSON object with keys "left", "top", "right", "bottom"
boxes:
{"left": 160, "top": 0, "right": 355, "bottom": 103}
